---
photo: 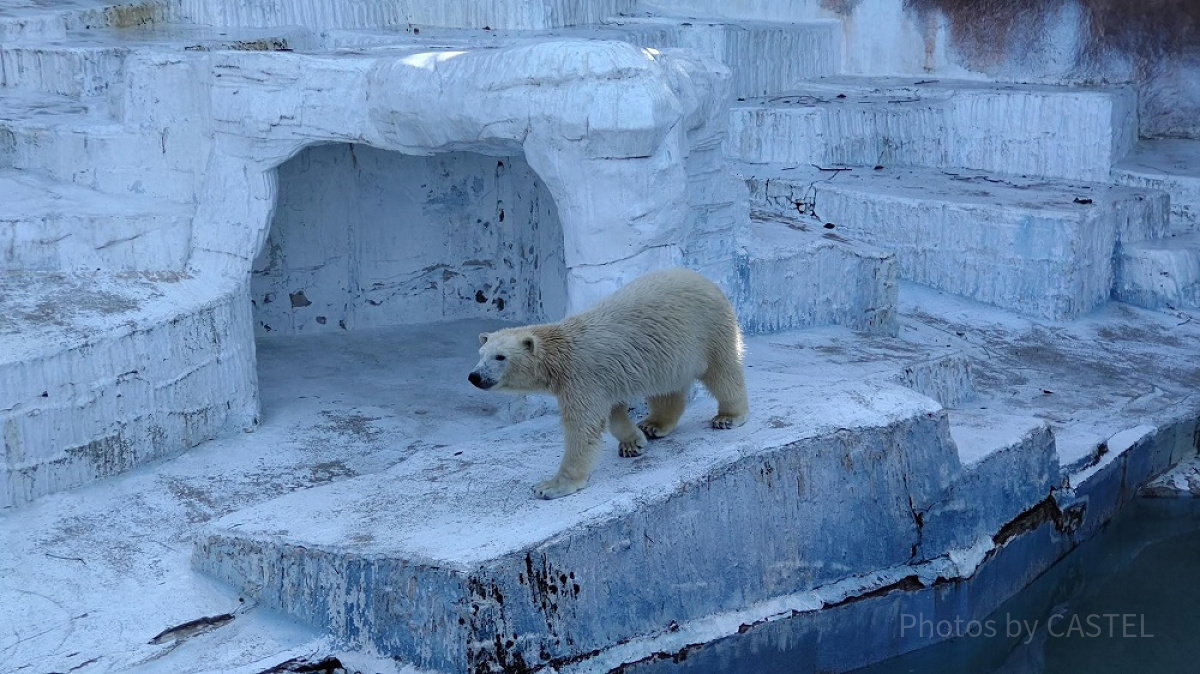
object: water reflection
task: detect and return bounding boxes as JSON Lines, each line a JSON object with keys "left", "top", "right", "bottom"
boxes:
{"left": 623, "top": 498, "right": 1200, "bottom": 674}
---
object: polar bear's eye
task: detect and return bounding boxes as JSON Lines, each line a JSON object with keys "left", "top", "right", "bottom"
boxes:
{"left": 495, "top": 355, "right": 506, "bottom": 361}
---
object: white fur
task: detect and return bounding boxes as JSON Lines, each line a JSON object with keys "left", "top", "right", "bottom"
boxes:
{"left": 469, "top": 268, "right": 749, "bottom": 499}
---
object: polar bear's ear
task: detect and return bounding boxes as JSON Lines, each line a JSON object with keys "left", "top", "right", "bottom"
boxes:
{"left": 478, "top": 332, "right": 490, "bottom": 345}
{"left": 522, "top": 336, "right": 536, "bottom": 354}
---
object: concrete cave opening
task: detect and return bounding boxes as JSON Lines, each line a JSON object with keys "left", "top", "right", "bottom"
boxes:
{"left": 249, "top": 143, "right": 567, "bottom": 432}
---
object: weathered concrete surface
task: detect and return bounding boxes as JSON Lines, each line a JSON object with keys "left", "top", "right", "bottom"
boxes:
{"left": 0, "top": 88, "right": 203, "bottom": 202}
{"left": 603, "top": 16, "right": 841, "bottom": 98}
{"left": 0, "top": 39, "right": 127, "bottom": 97}
{"left": 194, "top": 358, "right": 960, "bottom": 672}
{"left": 0, "top": 318, "right": 967, "bottom": 674}
{"left": 187, "top": 41, "right": 726, "bottom": 316}
{"left": 1142, "top": 454, "right": 1200, "bottom": 497}
{"left": 641, "top": 0, "right": 1200, "bottom": 139}
{"left": 734, "top": 214, "right": 898, "bottom": 335}
{"left": 1113, "top": 139, "right": 1200, "bottom": 235}
{"left": 1114, "top": 234, "right": 1200, "bottom": 311}
{"left": 173, "top": 0, "right": 637, "bottom": 30}
{"left": 0, "top": 272, "right": 258, "bottom": 508}
{"left": 728, "top": 77, "right": 1137, "bottom": 183}
{"left": 0, "top": 0, "right": 174, "bottom": 42}
{"left": 0, "top": 168, "right": 192, "bottom": 271}
{"left": 1, "top": 295, "right": 1196, "bottom": 672}
{"left": 604, "top": 458, "right": 1200, "bottom": 674}
{"left": 899, "top": 283, "right": 1200, "bottom": 475}
{"left": 254, "top": 145, "right": 569, "bottom": 335}
{"left": 742, "top": 164, "right": 1168, "bottom": 320}
{"left": 921, "top": 411, "right": 1058, "bottom": 555}
{"left": 189, "top": 287, "right": 1200, "bottom": 673}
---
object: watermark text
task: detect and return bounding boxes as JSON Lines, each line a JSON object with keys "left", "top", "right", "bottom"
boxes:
{"left": 899, "top": 613, "right": 1153, "bottom": 644}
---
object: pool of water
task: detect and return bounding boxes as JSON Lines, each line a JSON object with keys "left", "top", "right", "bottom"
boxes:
{"left": 622, "top": 497, "right": 1200, "bottom": 674}
{"left": 856, "top": 497, "right": 1200, "bottom": 674}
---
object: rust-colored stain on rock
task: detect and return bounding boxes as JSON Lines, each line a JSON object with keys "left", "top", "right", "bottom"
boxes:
{"left": 907, "top": 0, "right": 1200, "bottom": 60}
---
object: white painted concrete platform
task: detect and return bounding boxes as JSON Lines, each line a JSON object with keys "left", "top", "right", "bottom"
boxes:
{"left": 899, "top": 284, "right": 1200, "bottom": 475}
{"left": 727, "top": 76, "right": 1138, "bottom": 182}
{"left": 1113, "top": 138, "right": 1200, "bottom": 235}
{"left": 23, "top": 292, "right": 1179, "bottom": 672}
{"left": 741, "top": 163, "right": 1168, "bottom": 320}
{"left": 602, "top": 16, "right": 840, "bottom": 97}
{"left": 734, "top": 214, "right": 898, "bottom": 335}
{"left": 1115, "top": 233, "right": 1200, "bottom": 310}
{"left": 197, "top": 368, "right": 954, "bottom": 672}
{"left": 0, "top": 316, "right": 969, "bottom": 674}
{"left": 172, "top": 0, "right": 636, "bottom": 31}
{"left": 0, "top": 81, "right": 207, "bottom": 202}
{"left": 0, "top": 169, "right": 192, "bottom": 270}
{"left": 1, "top": 268, "right": 1195, "bottom": 674}
{"left": 0, "top": 272, "right": 256, "bottom": 508}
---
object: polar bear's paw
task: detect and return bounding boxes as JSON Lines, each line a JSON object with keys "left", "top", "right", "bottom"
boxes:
{"left": 618, "top": 436, "right": 646, "bottom": 458}
{"left": 711, "top": 413, "right": 747, "bottom": 430}
{"left": 637, "top": 419, "right": 675, "bottom": 439}
{"left": 532, "top": 475, "right": 586, "bottom": 499}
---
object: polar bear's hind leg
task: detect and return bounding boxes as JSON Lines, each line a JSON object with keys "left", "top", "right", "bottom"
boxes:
{"left": 637, "top": 389, "right": 689, "bottom": 439}
{"left": 701, "top": 358, "right": 749, "bottom": 430}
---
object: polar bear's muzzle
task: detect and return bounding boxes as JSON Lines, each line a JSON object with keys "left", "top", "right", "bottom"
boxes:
{"left": 468, "top": 371, "right": 496, "bottom": 390}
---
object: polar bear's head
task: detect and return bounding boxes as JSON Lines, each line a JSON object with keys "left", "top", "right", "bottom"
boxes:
{"left": 469, "top": 328, "right": 544, "bottom": 392}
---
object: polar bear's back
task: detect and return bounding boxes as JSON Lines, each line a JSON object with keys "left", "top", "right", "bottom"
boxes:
{"left": 585, "top": 267, "right": 734, "bottom": 325}
{"left": 563, "top": 268, "right": 741, "bottom": 398}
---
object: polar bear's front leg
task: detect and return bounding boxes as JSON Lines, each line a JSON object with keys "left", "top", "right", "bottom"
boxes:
{"left": 533, "top": 415, "right": 604, "bottom": 499}
{"left": 609, "top": 403, "right": 647, "bottom": 458}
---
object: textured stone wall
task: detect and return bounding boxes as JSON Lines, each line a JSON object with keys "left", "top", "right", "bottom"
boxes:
{"left": 646, "top": 0, "right": 1200, "bottom": 138}
{"left": 251, "top": 145, "right": 567, "bottom": 335}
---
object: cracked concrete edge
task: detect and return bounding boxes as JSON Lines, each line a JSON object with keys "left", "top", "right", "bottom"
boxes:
{"left": 558, "top": 408, "right": 1200, "bottom": 674}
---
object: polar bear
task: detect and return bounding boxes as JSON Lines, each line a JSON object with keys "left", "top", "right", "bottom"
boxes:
{"left": 468, "top": 268, "right": 749, "bottom": 499}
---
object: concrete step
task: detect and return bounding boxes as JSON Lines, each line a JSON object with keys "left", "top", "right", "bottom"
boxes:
{"left": 173, "top": 0, "right": 634, "bottom": 30}
{"left": 0, "top": 89, "right": 201, "bottom": 201}
{"left": 742, "top": 164, "right": 1169, "bottom": 320}
{"left": 728, "top": 77, "right": 1138, "bottom": 183}
{"left": 734, "top": 214, "right": 898, "bottom": 335}
{"left": 0, "top": 39, "right": 129, "bottom": 98}
{"left": 0, "top": 1, "right": 173, "bottom": 43}
{"left": 1113, "top": 139, "right": 1200, "bottom": 235}
{"left": 0, "top": 25, "right": 315, "bottom": 101}
{"left": 1141, "top": 453, "right": 1200, "bottom": 497}
{"left": 194, "top": 341, "right": 964, "bottom": 672}
{"left": 636, "top": 0, "right": 824, "bottom": 22}
{"left": 0, "top": 271, "right": 257, "bottom": 508}
{"left": 898, "top": 282, "right": 1200, "bottom": 479}
{"left": 603, "top": 16, "right": 839, "bottom": 98}
{"left": 920, "top": 410, "right": 1058, "bottom": 554}
{"left": 0, "top": 169, "right": 193, "bottom": 271}
{"left": 746, "top": 326, "right": 975, "bottom": 409}
{"left": 1114, "top": 233, "right": 1200, "bottom": 310}
{"left": 331, "top": 17, "right": 836, "bottom": 99}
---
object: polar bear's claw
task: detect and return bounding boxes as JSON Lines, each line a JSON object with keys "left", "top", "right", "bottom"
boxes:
{"left": 618, "top": 438, "right": 645, "bottom": 458}
{"left": 532, "top": 476, "right": 586, "bottom": 499}
{"left": 711, "top": 413, "right": 746, "bottom": 430}
{"left": 637, "top": 421, "right": 667, "bottom": 439}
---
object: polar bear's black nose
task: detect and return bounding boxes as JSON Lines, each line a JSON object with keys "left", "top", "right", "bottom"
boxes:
{"left": 468, "top": 371, "right": 484, "bottom": 388}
